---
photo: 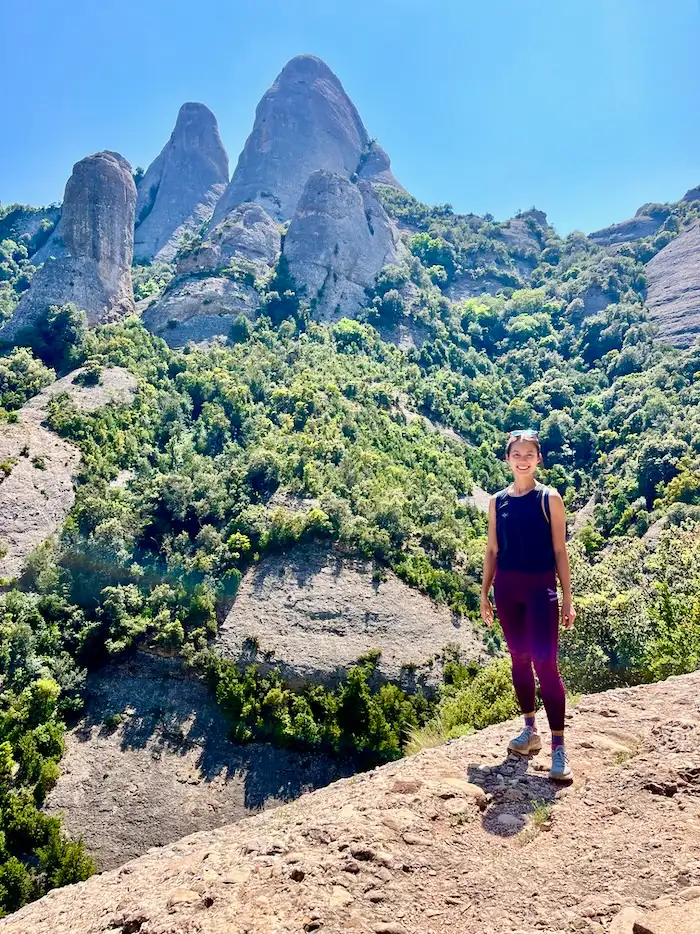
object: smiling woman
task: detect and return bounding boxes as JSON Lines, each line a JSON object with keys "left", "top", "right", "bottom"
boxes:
{"left": 480, "top": 429, "right": 576, "bottom": 782}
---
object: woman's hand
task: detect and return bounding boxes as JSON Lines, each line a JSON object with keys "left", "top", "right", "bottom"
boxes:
{"left": 561, "top": 598, "right": 576, "bottom": 630}
{"left": 480, "top": 594, "right": 495, "bottom": 627}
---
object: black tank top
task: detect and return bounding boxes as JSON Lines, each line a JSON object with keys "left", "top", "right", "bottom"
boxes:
{"left": 495, "top": 482, "right": 556, "bottom": 573}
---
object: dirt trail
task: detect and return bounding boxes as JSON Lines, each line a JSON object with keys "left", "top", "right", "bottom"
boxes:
{"left": 3, "top": 671, "right": 699, "bottom": 933}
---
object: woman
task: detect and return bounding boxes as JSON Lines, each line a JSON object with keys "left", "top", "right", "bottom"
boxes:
{"left": 480, "top": 429, "right": 576, "bottom": 781}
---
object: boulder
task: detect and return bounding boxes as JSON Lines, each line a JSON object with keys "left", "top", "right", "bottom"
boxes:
{"left": 645, "top": 221, "right": 700, "bottom": 347}
{"left": 283, "top": 170, "right": 405, "bottom": 321}
{"left": 0, "top": 151, "right": 136, "bottom": 340}
{"left": 133, "top": 102, "right": 229, "bottom": 262}
{"left": 212, "top": 55, "right": 399, "bottom": 224}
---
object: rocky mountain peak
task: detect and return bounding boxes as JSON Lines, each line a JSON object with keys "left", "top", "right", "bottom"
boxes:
{"left": 211, "top": 55, "right": 400, "bottom": 225}
{"left": 0, "top": 150, "right": 136, "bottom": 340}
{"left": 283, "top": 169, "right": 406, "bottom": 321}
{"left": 133, "top": 102, "right": 229, "bottom": 262}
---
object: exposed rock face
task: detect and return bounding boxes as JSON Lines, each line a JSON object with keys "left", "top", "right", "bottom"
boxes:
{"left": 44, "top": 652, "right": 354, "bottom": 871}
{"left": 0, "top": 152, "right": 136, "bottom": 340}
{"left": 645, "top": 222, "right": 700, "bottom": 347}
{"left": 215, "top": 541, "right": 483, "bottom": 690}
{"left": 284, "top": 170, "right": 405, "bottom": 320}
{"left": 589, "top": 210, "right": 665, "bottom": 246}
{"left": 0, "top": 366, "right": 137, "bottom": 579}
{"left": 681, "top": 184, "right": 700, "bottom": 202}
{"left": 133, "top": 103, "right": 229, "bottom": 263}
{"left": 142, "top": 202, "right": 280, "bottom": 345}
{"left": 177, "top": 202, "right": 280, "bottom": 275}
{"left": 7, "top": 671, "right": 700, "bottom": 933}
{"left": 212, "top": 55, "right": 400, "bottom": 224}
{"left": 357, "top": 140, "right": 404, "bottom": 190}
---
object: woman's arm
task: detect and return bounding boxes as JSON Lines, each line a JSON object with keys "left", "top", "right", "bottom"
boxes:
{"left": 480, "top": 496, "right": 498, "bottom": 626}
{"left": 549, "top": 490, "right": 576, "bottom": 629}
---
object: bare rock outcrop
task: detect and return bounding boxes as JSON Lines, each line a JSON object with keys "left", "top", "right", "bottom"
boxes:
{"left": 0, "top": 366, "right": 136, "bottom": 579}
{"left": 590, "top": 209, "right": 666, "bottom": 246}
{"left": 212, "top": 55, "right": 400, "bottom": 224}
{"left": 645, "top": 221, "right": 700, "bottom": 347}
{"left": 44, "top": 652, "right": 354, "bottom": 871}
{"left": 215, "top": 541, "right": 483, "bottom": 690}
{"left": 6, "top": 671, "right": 700, "bottom": 933}
{"left": 0, "top": 152, "right": 136, "bottom": 340}
{"left": 284, "top": 170, "right": 405, "bottom": 321}
{"left": 141, "top": 202, "right": 280, "bottom": 345}
{"left": 133, "top": 103, "right": 229, "bottom": 263}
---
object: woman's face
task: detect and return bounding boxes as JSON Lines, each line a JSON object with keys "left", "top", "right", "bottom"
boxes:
{"left": 506, "top": 439, "right": 541, "bottom": 481}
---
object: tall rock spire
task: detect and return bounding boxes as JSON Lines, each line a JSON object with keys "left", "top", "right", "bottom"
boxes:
{"left": 0, "top": 151, "right": 136, "bottom": 340}
{"left": 133, "top": 102, "right": 229, "bottom": 262}
{"left": 212, "top": 55, "right": 401, "bottom": 225}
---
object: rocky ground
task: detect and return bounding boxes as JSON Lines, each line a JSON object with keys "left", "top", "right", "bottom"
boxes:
{"left": 0, "top": 366, "right": 136, "bottom": 579}
{"left": 215, "top": 541, "right": 484, "bottom": 689}
{"left": 6, "top": 670, "right": 700, "bottom": 933}
{"left": 44, "top": 652, "right": 356, "bottom": 870}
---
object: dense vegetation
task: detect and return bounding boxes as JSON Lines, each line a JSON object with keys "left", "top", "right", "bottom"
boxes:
{"left": 0, "top": 186, "right": 699, "bottom": 914}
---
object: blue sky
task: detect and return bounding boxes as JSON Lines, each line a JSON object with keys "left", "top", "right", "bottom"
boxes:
{"left": 3, "top": 0, "right": 699, "bottom": 234}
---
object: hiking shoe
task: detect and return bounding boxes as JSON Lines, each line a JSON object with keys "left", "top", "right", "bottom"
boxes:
{"left": 508, "top": 726, "right": 542, "bottom": 756}
{"left": 549, "top": 745, "right": 573, "bottom": 781}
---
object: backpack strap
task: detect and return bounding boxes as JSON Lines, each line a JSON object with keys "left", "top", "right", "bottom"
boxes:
{"left": 537, "top": 482, "right": 551, "bottom": 525}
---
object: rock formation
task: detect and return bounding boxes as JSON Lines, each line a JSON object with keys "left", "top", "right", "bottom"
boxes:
{"left": 133, "top": 103, "right": 229, "bottom": 263}
{"left": 681, "top": 184, "right": 700, "bottom": 202}
{"left": 215, "top": 540, "right": 483, "bottom": 689}
{"left": 283, "top": 170, "right": 405, "bottom": 320}
{"left": 212, "top": 55, "right": 401, "bottom": 224}
{"left": 356, "top": 140, "right": 404, "bottom": 190}
{"left": 142, "top": 202, "right": 281, "bottom": 344}
{"left": 0, "top": 151, "right": 136, "bottom": 340}
{"left": 645, "top": 221, "right": 700, "bottom": 347}
{"left": 6, "top": 670, "right": 700, "bottom": 933}
{"left": 589, "top": 207, "right": 666, "bottom": 246}
{"left": 44, "top": 652, "right": 354, "bottom": 870}
{"left": 0, "top": 366, "right": 137, "bottom": 580}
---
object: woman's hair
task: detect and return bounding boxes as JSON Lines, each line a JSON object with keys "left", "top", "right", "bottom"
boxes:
{"left": 505, "top": 429, "right": 542, "bottom": 457}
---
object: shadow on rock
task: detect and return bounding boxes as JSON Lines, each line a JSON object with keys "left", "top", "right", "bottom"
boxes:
{"left": 466, "top": 752, "right": 560, "bottom": 837}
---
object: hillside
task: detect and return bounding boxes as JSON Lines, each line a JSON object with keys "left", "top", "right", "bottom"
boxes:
{"left": 3, "top": 670, "right": 699, "bottom": 934}
{"left": 1, "top": 50, "right": 700, "bottom": 924}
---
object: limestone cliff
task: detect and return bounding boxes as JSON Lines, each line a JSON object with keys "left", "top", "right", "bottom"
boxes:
{"left": 645, "top": 221, "right": 700, "bottom": 347}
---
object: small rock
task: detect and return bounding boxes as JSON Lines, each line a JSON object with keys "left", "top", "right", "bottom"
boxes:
{"left": 679, "top": 886, "right": 700, "bottom": 900}
{"left": 390, "top": 779, "right": 422, "bottom": 794}
{"left": 367, "top": 890, "right": 386, "bottom": 902}
{"left": 304, "top": 920, "right": 323, "bottom": 933}
{"left": 609, "top": 906, "right": 639, "bottom": 933}
{"left": 374, "top": 924, "right": 407, "bottom": 934}
{"left": 330, "top": 885, "right": 353, "bottom": 908}
{"left": 496, "top": 814, "right": 524, "bottom": 829}
{"left": 402, "top": 833, "right": 427, "bottom": 846}
{"left": 166, "top": 888, "right": 200, "bottom": 909}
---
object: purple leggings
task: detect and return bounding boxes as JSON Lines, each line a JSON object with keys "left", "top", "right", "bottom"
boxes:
{"left": 493, "top": 568, "right": 566, "bottom": 731}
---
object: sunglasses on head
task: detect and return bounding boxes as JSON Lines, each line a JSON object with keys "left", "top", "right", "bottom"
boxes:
{"left": 508, "top": 429, "right": 540, "bottom": 440}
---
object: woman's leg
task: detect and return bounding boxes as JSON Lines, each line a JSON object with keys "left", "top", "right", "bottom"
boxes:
{"left": 494, "top": 572, "right": 536, "bottom": 720}
{"left": 527, "top": 578, "right": 566, "bottom": 736}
